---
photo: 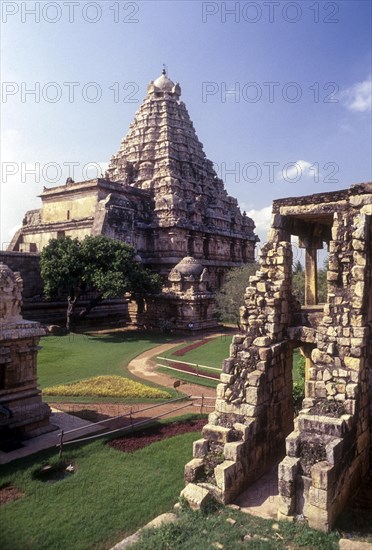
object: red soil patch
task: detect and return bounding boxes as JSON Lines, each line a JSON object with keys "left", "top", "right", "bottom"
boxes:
{"left": 0, "top": 485, "right": 24, "bottom": 506}
{"left": 107, "top": 418, "right": 206, "bottom": 453}
{"left": 167, "top": 361, "right": 220, "bottom": 380}
{"left": 173, "top": 340, "right": 209, "bottom": 357}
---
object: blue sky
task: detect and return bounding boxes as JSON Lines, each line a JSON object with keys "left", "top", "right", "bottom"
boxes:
{"left": 1, "top": 0, "right": 371, "bottom": 250}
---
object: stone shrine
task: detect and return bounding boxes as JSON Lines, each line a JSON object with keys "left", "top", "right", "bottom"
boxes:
{"left": 183, "top": 182, "right": 372, "bottom": 531}
{"left": 7, "top": 69, "right": 257, "bottom": 328}
{"left": 0, "top": 263, "right": 51, "bottom": 444}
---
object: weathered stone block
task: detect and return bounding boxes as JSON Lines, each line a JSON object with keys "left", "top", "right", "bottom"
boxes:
{"left": 277, "top": 494, "right": 295, "bottom": 515}
{"left": 214, "top": 461, "right": 237, "bottom": 491}
{"left": 306, "top": 503, "right": 330, "bottom": 532}
{"left": 344, "top": 357, "right": 362, "bottom": 371}
{"left": 216, "top": 383, "right": 227, "bottom": 399}
{"left": 247, "top": 370, "right": 262, "bottom": 386}
{"left": 180, "top": 483, "right": 213, "bottom": 511}
{"left": 193, "top": 438, "right": 209, "bottom": 458}
{"left": 202, "top": 424, "right": 233, "bottom": 444}
{"left": 311, "top": 349, "right": 333, "bottom": 366}
{"left": 285, "top": 431, "right": 300, "bottom": 457}
{"left": 311, "top": 461, "right": 334, "bottom": 491}
{"left": 224, "top": 441, "right": 245, "bottom": 461}
{"left": 184, "top": 459, "right": 204, "bottom": 483}
{"left": 253, "top": 336, "right": 272, "bottom": 347}
{"left": 220, "top": 373, "right": 233, "bottom": 384}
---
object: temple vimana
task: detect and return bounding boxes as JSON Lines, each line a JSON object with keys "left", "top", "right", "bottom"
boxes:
{"left": 5, "top": 69, "right": 257, "bottom": 329}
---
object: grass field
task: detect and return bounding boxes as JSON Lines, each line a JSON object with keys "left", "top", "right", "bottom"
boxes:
{"left": 0, "top": 418, "right": 200, "bottom": 550}
{"left": 38, "top": 331, "right": 178, "bottom": 401}
{"left": 132, "top": 505, "right": 341, "bottom": 550}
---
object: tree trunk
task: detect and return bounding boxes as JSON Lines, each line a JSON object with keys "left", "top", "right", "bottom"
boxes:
{"left": 66, "top": 295, "right": 78, "bottom": 332}
{"left": 77, "top": 294, "right": 103, "bottom": 318}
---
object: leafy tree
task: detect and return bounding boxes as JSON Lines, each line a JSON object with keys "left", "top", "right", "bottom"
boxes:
{"left": 292, "top": 260, "right": 305, "bottom": 304}
{"left": 40, "top": 236, "right": 162, "bottom": 331}
{"left": 215, "top": 262, "right": 259, "bottom": 325}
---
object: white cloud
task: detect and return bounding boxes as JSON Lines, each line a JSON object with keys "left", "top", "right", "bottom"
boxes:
{"left": 246, "top": 205, "right": 272, "bottom": 246}
{"left": 342, "top": 76, "right": 372, "bottom": 112}
{"left": 277, "top": 160, "right": 318, "bottom": 182}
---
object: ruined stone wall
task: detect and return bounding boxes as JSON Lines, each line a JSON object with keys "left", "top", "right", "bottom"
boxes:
{"left": 279, "top": 188, "right": 372, "bottom": 531}
{"left": 183, "top": 182, "right": 371, "bottom": 532}
{"left": 184, "top": 236, "right": 298, "bottom": 502}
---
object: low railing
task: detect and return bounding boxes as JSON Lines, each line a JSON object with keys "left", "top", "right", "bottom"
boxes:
{"left": 57, "top": 394, "right": 215, "bottom": 457}
{"left": 156, "top": 356, "right": 221, "bottom": 382}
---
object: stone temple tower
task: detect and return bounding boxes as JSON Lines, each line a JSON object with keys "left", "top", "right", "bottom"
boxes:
{"left": 105, "top": 68, "right": 257, "bottom": 286}
{"left": 7, "top": 69, "right": 258, "bottom": 328}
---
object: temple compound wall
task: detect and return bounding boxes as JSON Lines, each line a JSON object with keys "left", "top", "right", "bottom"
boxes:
{"left": 183, "top": 182, "right": 372, "bottom": 531}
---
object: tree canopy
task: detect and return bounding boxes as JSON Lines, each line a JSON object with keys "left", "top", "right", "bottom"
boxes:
{"left": 40, "top": 236, "right": 162, "bottom": 330}
{"left": 215, "top": 262, "right": 259, "bottom": 324}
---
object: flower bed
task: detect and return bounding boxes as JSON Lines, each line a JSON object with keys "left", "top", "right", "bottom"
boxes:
{"left": 108, "top": 418, "right": 206, "bottom": 453}
{"left": 43, "top": 375, "right": 171, "bottom": 399}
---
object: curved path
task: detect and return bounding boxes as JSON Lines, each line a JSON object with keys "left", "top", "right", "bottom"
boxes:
{"left": 127, "top": 340, "right": 218, "bottom": 400}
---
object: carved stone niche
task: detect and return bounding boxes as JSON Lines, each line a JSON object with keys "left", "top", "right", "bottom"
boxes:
{"left": 0, "top": 263, "right": 53, "bottom": 445}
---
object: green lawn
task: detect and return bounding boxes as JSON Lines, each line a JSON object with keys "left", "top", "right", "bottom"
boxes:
{"left": 38, "top": 331, "right": 179, "bottom": 401}
{"left": 131, "top": 508, "right": 339, "bottom": 550}
{"left": 132, "top": 506, "right": 340, "bottom": 550}
{"left": 0, "top": 422, "right": 200, "bottom": 550}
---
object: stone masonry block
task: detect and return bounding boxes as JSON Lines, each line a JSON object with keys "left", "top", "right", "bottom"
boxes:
{"left": 253, "top": 336, "right": 272, "bottom": 347}
{"left": 279, "top": 456, "right": 300, "bottom": 481}
{"left": 311, "top": 461, "right": 334, "bottom": 491}
{"left": 298, "top": 415, "right": 349, "bottom": 438}
{"left": 306, "top": 503, "right": 330, "bottom": 532}
{"left": 233, "top": 420, "right": 256, "bottom": 440}
{"left": 202, "top": 424, "right": 233, "bottom": 444}
{"left": 220, "top": 373, "right": 233, "bottom": 384}
{"left": 214, "top": 460, "right": 237, "bottom": 491}
{"left": 344, "top": 357, "right": 362, "bottom": 371}
{"left": 184, "top": 459, "right": 204, "bottom": 483}
{"left": 277, "top": 494, "right": 295, "bottom": 515}
{"left": 285, "top": 431, "right": 300, "bottom": 457}
{"left": 193, "top": 438, "right": 209, "bottom": 458}
{"left": 180, "top": 483, "right": 213, "bottom": 511}
{"left": 224, "top": 441, "right": 245, "bottom": 462}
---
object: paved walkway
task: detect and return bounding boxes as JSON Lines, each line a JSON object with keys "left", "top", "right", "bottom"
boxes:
{"left": 126, "top": 339, "right": 218, "bottom": 400}
{"left": 235, "top": 465, "right": 279, "bottom": 519}
{"left": 0, "top": 408, "right": 102, "bottom": 465}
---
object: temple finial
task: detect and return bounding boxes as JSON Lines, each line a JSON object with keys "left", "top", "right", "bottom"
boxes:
{"left": 162, "top": 64, "right": 167, "bottom": 76}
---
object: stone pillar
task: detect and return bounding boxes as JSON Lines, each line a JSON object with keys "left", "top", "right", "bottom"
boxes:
{"left": 304, "top": 246, "right": 318, "bottom": 305}
{"left": 299, "top": 236, "right": 323, "bottom": 306}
